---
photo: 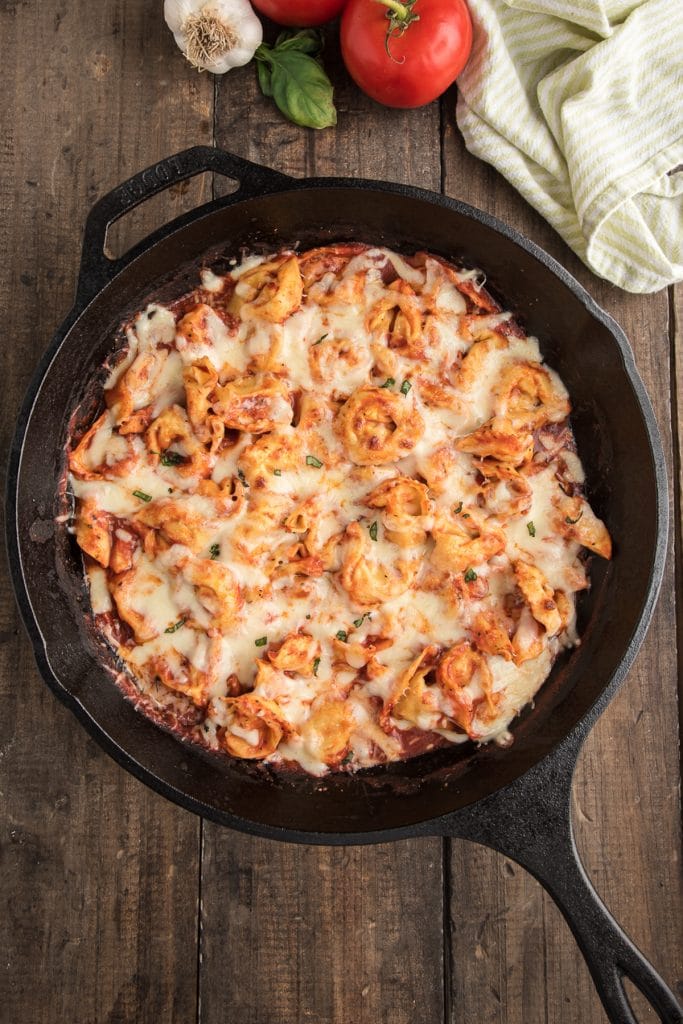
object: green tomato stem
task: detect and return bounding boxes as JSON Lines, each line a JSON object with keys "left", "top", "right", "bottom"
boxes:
{"left": 375, "top": 0, "right": 411, "bottom": 20}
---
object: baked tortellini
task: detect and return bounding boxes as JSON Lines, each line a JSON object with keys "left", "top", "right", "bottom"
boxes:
{"left": 68, "top": 244, "right": 611, "bottom": 776}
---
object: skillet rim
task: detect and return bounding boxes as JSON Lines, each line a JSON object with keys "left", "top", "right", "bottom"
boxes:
{"left": 5, "top": 172, "right": 669, "bottom": 844}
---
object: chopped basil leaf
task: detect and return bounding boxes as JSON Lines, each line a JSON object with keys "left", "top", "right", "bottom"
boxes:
{"left": 306, "top": 454, "right": 323, "bottom": 468}
{"left": 313, "top": 333, "right": 328, "bottom": 345}
{"left": 237, "top": 469, "right": 249, "bottom": 487}
{"left": 164, "top": 618, "right": 185, "bottom": 634}
{"left": 313, "top": 657, "right": 321, "bottom": 676}
{"left": 160, "top": 450, "right": 184, "bottom": 467}
{"left": 454, "top": 501, "right": 463, "bottom": 515}
{"left": 369, "top": 521, "right": 378, "bottom": 541}
{"left": 400, "top": 379, "right": 411, "bottom": 395}
{"left": 133, "top": 489, "right": 152, "bottom": 502}
{"left": 353, "top": 614, "right": 369, "bottom": 628}
{"left": 527, "top": 521, "right": 536, "bottom": 537}
{"left": 462, "top": 512, "right": 470, "bottom": 518}
{"left": 209, "top": 543, "right": 220, "bottom": 560}
{"left": 273, "top": 468, "right": 282, "bottom": 476}
{"left": 464, "top": 568, "right": 477, "bottom": 583}
{"left": 336, "top": 630, "right": 348, "bottom": 643}
{"left": 341, "top": 751, "right": 354, "bottom": 765}
{"left": 380, "top": 377, "right": 395, "bottom": 389}
{"left": 255, "top": 636, "right": 267, "bottom": 647}
{"left": 565, "top": 511, "right": 584, "bottom": 525}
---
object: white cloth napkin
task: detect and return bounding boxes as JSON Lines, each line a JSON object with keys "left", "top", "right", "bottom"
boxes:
{"left": 456, "top": 0, "right": 683, "bottom": 293}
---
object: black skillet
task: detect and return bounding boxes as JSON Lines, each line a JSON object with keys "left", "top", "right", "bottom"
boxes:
{"left": 6, "top": 146, "right": 681, "bottom": 1024}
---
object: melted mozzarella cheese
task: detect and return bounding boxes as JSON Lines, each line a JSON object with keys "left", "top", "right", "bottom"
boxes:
{"left": 69, "top": 244, "right": 610, "bottom": 777}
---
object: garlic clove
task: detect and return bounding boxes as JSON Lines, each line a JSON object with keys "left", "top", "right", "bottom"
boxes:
{"left": 164, "top": 0, "right": 263, "bottom": 74}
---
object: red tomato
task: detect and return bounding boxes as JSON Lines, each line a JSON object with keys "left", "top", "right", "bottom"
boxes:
{"left": 250, "top": 0, "right": 348, "bottom": 27}
{"left": 340, "top": 0, "right": 472, "bottom": 108}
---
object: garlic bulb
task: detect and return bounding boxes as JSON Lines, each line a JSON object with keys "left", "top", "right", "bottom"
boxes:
{"left": 164, "top": 0, "right": 263, "bottom": 74}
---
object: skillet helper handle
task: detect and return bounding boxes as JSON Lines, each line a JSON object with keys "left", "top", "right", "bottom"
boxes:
{"left": 75, "top": 146, "right": 292, "bottom": 306}
{"left": 441, "top": 737, "right": 682, "bottom": 1024}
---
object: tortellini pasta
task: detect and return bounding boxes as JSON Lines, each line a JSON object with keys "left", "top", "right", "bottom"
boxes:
{"left": 338, "top": 386, "right": 424, "bottom": 465}
{"left": 68, "top": 244, "right": 611, "bottom": 776}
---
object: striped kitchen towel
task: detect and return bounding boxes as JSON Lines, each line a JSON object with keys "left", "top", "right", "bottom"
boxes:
{"left": 456, "top": 0, "right": 683, "bottom": 293}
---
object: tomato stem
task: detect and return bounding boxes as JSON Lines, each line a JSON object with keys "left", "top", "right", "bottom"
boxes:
{"left": 375, "top": 0, "right": 410, "bottom": 18}
{"left": 374, "top": 0, "right": 420, "bottom": 61}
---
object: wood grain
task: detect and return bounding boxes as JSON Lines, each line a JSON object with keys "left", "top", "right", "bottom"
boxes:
{"left": 197, "top": 27, "right": 446, "bottom": 1024}
{"left": 200, "top": 837, "right": 445, "bottom": 1024}
{"left": 0, "top": 3, "right": 212, "bottom": 1021}
{"left": 441, "top": 89, "right": 683, "bottom": 1023}
{"left": 672, "top": 281, "right": 683, "bottom": 732}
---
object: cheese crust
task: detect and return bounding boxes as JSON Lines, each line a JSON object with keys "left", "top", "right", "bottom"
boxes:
{"left": 68, "top": 244, "right": 612, "bottom": 776}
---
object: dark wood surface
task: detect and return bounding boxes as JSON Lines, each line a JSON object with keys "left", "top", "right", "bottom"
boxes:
{"left": 1, "top": 4, "right": 681, "bottom": 1022}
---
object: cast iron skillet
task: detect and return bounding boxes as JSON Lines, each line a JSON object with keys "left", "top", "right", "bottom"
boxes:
{"left": 7, "top": 146, "right": 681, "bottom": 1023}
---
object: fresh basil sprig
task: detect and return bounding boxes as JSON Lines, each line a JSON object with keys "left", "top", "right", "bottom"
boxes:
{"left": 272, "top": 28, "right": 322, "bottom": 55}
{"left": 255, "top": 30, "right": 337, "bottom": 131}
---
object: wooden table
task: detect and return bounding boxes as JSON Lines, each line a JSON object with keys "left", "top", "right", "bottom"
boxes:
{"left": 2, "top": 4, "right": 681, "bottom": 1021}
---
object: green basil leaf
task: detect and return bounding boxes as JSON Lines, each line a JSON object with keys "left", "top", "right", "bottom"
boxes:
{"left": 165, "top": 618, "right": 186, "bottom": 634}
{"left": 256, "top": 45, "right": 336, "bottom": 130}
{"left": 273, "top": 29, "right": 323, "bottom": 56}
{"left": 257, "top": 58, "right": 274, "bottom": 98}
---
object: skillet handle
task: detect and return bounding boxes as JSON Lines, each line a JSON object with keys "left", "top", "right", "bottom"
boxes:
{"left": 75, "top": 146, "right": 292, "bottom": 307}
{"left": 439, "top": 735, "right": 682, "bottom": 1024}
